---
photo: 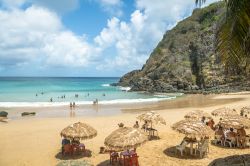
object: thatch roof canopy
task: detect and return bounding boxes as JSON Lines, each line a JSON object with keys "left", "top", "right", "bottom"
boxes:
{"left": 184, "top": 110, "right": 212, "bottom": 120}
{"left": 240, "top": 106, "right": 250, "bottom": 114}
{"left": 219, "top": 115, "right": 250, "bottom": 129}
{"left": 211, "top": 107, "right": 238, "bottom": 117}
{"left": 172, "top": 119, "right": 213, "bottom": 138}
{"left": 61, "top": 122, "right": 97, "bottom": 140}
{"left": 104, "top": 127, "right": 148, "bottom": 151}
{"left": 137, "top": 111, "right": 166, "bottom": 125}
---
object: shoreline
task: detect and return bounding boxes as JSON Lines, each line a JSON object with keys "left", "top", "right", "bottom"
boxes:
{"left": 1, "top": 92, "right": 250, "bottom": 166}
{"left": 1, "top": 92, "right": 248, "bottom": 119}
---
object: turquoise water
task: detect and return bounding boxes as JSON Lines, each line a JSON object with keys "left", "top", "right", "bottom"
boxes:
{"left": 0, "top": 77, "right": 179, "bottom": 107}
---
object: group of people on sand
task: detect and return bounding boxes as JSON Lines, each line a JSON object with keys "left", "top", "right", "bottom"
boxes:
{"left": 214, "top": 125, "right": 247, "bottom": 148}
{"left": 93, "top": 99, "right": 99, "bottom": 105}
{"left": 61, "top": 137, "right": 85, "bottom": 155}
{"left": 70, "top": 102, "right": 76, "bottom": 108}
{"left": 133, "top": 120, "right": 150, "bottom": 131}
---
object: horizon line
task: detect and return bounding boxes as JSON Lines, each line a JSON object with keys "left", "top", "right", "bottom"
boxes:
{"left": 0, "top": 76, "right": 120, "bottom": 78}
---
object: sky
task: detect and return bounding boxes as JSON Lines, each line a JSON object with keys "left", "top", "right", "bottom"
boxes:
{"left": 0, "top": 0, "right": 218, "bottom": 77}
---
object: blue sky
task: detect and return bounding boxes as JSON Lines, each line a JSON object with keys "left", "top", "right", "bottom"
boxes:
{"left": 0, "top": 0, "right": 217, "bottom": 77}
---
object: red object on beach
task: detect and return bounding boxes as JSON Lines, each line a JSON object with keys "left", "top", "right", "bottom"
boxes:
{"left": 130, "top": 153, "right": 139, "bottom": 166}
{"left": 119, "top": 151, "right": 139, "bottom": 166}
{"left": 63, "top": 144, "right": 73, "bottom": 156}
{"left": 72, "top": 143, "right": 85, "bottom": 155}
{"left": 110, "top": 151, "right": 119, "bottom": 165}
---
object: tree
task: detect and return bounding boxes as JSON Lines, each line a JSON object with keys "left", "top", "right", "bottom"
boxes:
{"left": 196, "top": 0, "right": 250, "bottom": 75}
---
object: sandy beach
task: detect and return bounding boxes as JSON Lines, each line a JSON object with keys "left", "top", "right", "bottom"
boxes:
{"left": 1, "top": 93, "right": 250, "bottom": 166}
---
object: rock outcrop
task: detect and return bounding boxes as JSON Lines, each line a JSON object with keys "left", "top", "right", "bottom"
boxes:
{"left": 117, "top": 2, "right": 250, "bottom": 93}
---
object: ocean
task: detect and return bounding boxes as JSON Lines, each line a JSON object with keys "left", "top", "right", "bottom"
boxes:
{"left": 0, "top": 77, "right": 181, "bottom": 107}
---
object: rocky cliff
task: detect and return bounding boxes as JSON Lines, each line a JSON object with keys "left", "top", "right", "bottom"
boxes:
{"left": 116, "top": 2, "right": 250, "bottom": 94}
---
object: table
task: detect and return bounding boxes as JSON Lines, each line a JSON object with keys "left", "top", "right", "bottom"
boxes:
{"left": 185, "top": 139, "right": 197, "bottom": 155}
{"left": 120, "top": 150, "right": 137, "bottom": 166}
{"left": 146, "top": 128, "right": 158, "bottom": 138}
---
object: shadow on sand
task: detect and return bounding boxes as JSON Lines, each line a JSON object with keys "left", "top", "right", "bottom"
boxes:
{"left": 208, "top": 154, "right": 250, "bottom": 166}
{"left": 96, "top": 159, "right": 111, "bottom": 166}
{"left": 163, "top": 146, "right": 206, "bottom": 160}
{"left": 55, "top": 149, "right": 92, "bottom": 160}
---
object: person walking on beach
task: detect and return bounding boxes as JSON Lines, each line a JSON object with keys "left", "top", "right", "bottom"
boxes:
{"left": 73, "top": 102, "right": 76, "bottom": 108}
{"left": 50, "top": 98, "right": 53, "bottom": 102}
{"left": 133, "top": 121, "right": 139, "bottom": 128}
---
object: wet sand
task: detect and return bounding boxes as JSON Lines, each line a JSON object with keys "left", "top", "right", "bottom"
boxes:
{"left": 1, "top": 94, "right": 245, "bottom": 119}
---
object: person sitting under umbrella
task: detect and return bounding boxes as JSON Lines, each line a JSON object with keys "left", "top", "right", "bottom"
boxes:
{"left": 61, "top": 137, "right": 70, "bottom": 153}
{"left": 141, "top": 120, "right": 149, "bottom": 131}
{"left": 237, "top": 127, "right": 246, "bottom": 148}
{"left": 207, "top": 119, "right": 215, "bottom": 130}
{"left": 214, "top": 125, "right": 225, "bottom": 145}
{"left": 133, "top": 121, "right": 139, "bottom": 128}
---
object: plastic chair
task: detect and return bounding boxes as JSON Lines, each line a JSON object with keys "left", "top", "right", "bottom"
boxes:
{"left": 224, "top": 137, "right": 237, "bottom": 148}
{"left": 195, "top": 141, "right": 209, "bottom": 158}
{"left": 130, "top": 153, "right": 139, "bottom": 166}
{"left": 175, "top": 141, "right": 188, "bottom": 156}
{"left": 63, "top": 144, "right": 73, "bottom": 156}
{"left": 110, "top": 151, "right": 119, "bottom": 165}
{"left": 214, "top": 135, "right": 224, "bottom": 146}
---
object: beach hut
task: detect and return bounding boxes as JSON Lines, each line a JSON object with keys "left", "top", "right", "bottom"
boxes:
{"left": 137, "top": 111, "right": 166, "bottom": 138}
{"left": 211, "top": 107, "right": 238, "bottom": 117}
{"left": 61, "top": 122, "right": 97, "bottom": 140}
{"left": 184, "top": 110, "right": 212, "bottom": 120}
{"left": 171, "top": 119, "right": 213, "bottom": 157}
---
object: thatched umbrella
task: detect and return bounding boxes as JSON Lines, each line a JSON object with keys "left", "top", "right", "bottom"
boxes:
{"left": 240, "top": 106, "right": 250, "bottom": 115}
{"left": 137, "top": 111, "right": 166, "bottom": 128}
{"left": 184, "top": 110, "right": 212, "bottom": 120}
{"left": 211, "top": 107, "right": 238, "bottom": 117}
{"left": 104, "top": 127, "right": 147, "bottom": 151}
{"left": 172, "top": 119, "right": 214, "bottom": 138}
{"left": 219, "top": 115, "right": 250, "bottom": 129}
{"left": 61, "top": 122, "right": 97, "bottom": 140}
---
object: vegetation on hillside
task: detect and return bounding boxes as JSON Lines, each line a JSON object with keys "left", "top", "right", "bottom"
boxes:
{"left": 197, "top": 0, "right": 250, "bottom": 75}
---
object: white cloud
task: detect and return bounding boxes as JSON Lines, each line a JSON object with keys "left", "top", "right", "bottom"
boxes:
{"left": 0, "top": 0, "right": 26, "bottom": 8}
{"left": 94, "top": 0, "right": 218, "bottom": 73}
{"left": 0, "top": 0, "right": 219, "bottom": 75}
{"left": 96, "top": 0, "right": 123, "bottom": 16}
{"left": 0, "top": 0, "right": 79, "bottom": 13}
{"left": 100, "top": 0, "right": 121, "bottom": 6}
{"left": 31, "top": 0, "right": 79, "bottom": 13}
{"left": 0, "top": 5, "right": 97, "bottom": 69}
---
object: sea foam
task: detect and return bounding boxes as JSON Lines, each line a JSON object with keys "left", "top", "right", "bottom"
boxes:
{"left": 0, "top": 96, "right": 176, "bottom": 108}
